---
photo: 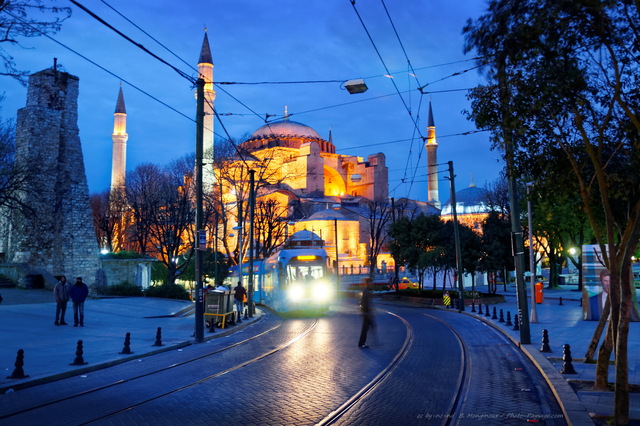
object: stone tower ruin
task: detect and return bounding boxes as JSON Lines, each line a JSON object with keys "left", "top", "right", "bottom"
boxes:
{"left": 9, "top": 66, "right": 101, "bottom": 286}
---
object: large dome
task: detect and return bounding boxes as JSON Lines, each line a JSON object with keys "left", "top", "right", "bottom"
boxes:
{"left": 251, "top": 119, "right": 322, "bottom": 139}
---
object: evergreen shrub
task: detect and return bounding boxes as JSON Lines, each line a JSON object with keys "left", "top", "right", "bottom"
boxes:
{"left": 100, "top": 282, "right": 143, "bottom": 296}
{"left": 143, "top": 283, "right": 191, "bottom": 300}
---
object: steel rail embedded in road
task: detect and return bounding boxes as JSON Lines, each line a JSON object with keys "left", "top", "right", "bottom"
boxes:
{"left": 317, "top": 311, "right": 413, "bottom": 425}
{"left": 1, "top": 318, "right": 317, "bottom": 424}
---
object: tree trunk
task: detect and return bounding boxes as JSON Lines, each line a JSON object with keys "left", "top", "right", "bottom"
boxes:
{"left": 614, "top": 261, "right": 633, "bottom": 425}
{"left": 585, "top": 297, "right": 610, "bottom": 362}
{"left": 594, "top": 318, "right": 614, "bottom": 390}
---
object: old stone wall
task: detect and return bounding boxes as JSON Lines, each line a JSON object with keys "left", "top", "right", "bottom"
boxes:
{"left": 9, "top": 68, "right": 101, "bottom": 286}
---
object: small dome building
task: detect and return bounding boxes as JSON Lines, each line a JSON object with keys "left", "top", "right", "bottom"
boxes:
{"left": 440, "top": 181, "right": 490, "bottom": 233}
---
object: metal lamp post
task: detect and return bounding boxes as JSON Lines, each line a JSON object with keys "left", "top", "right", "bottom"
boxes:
{"left": 526, "top": 182, "right": 538, "bottom": 323}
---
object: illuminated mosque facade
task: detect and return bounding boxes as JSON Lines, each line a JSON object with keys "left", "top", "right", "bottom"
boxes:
{"left": 107, "top": 32, "right": 478, "bottom": 276}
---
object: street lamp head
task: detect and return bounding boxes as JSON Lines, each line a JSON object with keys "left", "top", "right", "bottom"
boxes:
{"left": 343, "top": 79, "right": 368, "bottom": 94}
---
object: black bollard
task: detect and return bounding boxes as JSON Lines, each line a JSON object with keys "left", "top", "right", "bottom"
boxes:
{"left": 208, "top": 317, "right": 216, "bottom": 333}
{"left": 119, "top": 332, "right": 133, "bottom": 354}
{"left": 471, "top": 301, "right": 476, "bottom": 313}
{"left": 152, "top": 327, "right": 163, "bottom": 347}
{"left": 513, "top": 314, "right": 520, "bottom": 331}
{"left": 498, "top": 309, "right": 505, "bottom": 323}
{"left": 244, "top": 307, "right": 249, "bottom": 320}
{"left": 540, "top": 329, "right": 552, "bottom": 353}
{"left": 491, "top": 306, "right": 498, "bottom": 320}
{"left": 559, "top": 297, "right": 563, "bottom": 306}
{"left": 505, "top": 311, "right": 513, "bottom": 327}
{"left": 561, "top": 344, "right": 577, "bottom": 374}
{"left": 485, "top": 304, "right": 491, "bottom": 317}
{"left": 70, "top": 340, "right": 88, "bottom": 366}
{"left": 7, "top": 349, "right": 29, "bottom": 379}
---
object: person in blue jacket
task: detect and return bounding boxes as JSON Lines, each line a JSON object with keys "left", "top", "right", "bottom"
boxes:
{"left": 69, "top": 277, "right": 89, "bottom": 327}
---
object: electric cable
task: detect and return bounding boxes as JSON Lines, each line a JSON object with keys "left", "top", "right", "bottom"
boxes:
{"left": 70, "top": 0, "right": 195, "bottom": 83}
{"left": 2, "top": 9, "right": 195, "bottom": 123}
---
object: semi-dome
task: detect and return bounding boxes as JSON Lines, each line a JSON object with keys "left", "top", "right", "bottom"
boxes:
{"left": 305, "top": 209, "right": 347, "bottom": 221}
{"left": 251, "top": 119, "right": 322, "bottom": 139}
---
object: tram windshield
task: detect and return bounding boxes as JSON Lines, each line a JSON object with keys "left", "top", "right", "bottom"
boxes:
{"left": 286, "top": 257, "right": 325, "bottom": 284}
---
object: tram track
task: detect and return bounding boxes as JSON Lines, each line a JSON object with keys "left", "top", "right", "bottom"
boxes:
{"left": 318, "top": 310, "right": 470, "bottom": 426}
{"left": 0, "top": 317, "right": 319, "bottom": 425}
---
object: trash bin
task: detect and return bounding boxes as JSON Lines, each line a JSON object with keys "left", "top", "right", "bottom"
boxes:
{"left": 535, "top": 282, "right": 544, "bottom": 304}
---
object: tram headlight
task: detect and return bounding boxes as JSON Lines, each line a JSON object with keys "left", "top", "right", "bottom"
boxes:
{"left": 313, "top": 280, "right": 334, "bottom": 301}
{"left": 288, "top": 285, "right": 304, "bottom": 302}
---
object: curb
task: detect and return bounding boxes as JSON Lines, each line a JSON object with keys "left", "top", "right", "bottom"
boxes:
{"left": 0, "top": 310, "right": 264, "bottom": 394}
{"left": 467, "top": 311, "right": 595, "bottom": 425}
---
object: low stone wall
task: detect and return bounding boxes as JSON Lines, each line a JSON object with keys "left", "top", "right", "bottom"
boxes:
{"left": 100, "top": 258, "right": 155, "bottom": 289}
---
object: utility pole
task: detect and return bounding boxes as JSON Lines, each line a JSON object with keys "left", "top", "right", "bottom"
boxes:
{"left": 447, "top": 161, "right": 465, "bottom": 311}
{"left": 334, "top": 218, "right": 339, "bottom": 291}
{"left": 391, "top": 197, "right": 399, "bottom": 293}
{"left": 527, "top": 182, "right": 538, "bottom": 323}
{"left": 194, "top": 78, "right": 205, "bottom": 343}
{"left": 248, "top": 169, "right": 255, "bottom": 317}
{"left": 497, "top": 53, "right": 530, "bottom": 345}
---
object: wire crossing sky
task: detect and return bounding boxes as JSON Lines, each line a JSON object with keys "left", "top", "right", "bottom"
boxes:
{"left": 1, "top": 0, "right": 502, "bottom": 203}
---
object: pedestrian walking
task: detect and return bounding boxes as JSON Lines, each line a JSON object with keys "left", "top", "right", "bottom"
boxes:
{"left": 69, "top": 277, "right": 89, "bottom": 327}
{"left": 233, "top": 281, "right": 247, "bottom": 318}
{"left": 358, "top": 278, "right": 374, "bottom": 348}
{"left": 53, "top": 275, "right": 71, "bottom": 325}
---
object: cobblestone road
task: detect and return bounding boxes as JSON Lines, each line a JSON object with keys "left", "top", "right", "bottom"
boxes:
{"left": 1, "top": 300, "right": 566, "bottom": 425}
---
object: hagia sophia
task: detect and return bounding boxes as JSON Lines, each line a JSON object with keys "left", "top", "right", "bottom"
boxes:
{"left": 108, "top": 32, "right": 491, "bottom": 277}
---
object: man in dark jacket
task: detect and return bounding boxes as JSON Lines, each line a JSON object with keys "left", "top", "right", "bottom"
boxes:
{"left": 54, "top": 275, "right": 70, "bottom": 325}
{"left": 69, "top": 277, "right": 89, "bottom": 327}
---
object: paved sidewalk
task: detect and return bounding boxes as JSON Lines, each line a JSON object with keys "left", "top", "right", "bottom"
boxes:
{"left": 453, "top": 284, "right": 640, "bottom": 425}
{"left": 1, "top": 285, "right": 638, "bottom": 425}
{"left": 0, "top": 287, "right": 261, "bottom": 393}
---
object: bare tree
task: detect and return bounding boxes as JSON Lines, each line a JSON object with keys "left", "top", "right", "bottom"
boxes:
{"left": 90, "top": 187, "right": 128, "bottom": 252}
{"left": 364, "top": 200, "right": 393, "bottom": 279}
{"left": 125, "top": 157, "right": 196, "bottom": 284}
{"left": 0, "top": 0, "right": 71, "bottom": 83}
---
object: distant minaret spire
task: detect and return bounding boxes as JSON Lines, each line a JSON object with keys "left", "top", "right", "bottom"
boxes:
{"left": 197, "top": 29, "right": 216, "bottom": 189}
{"left": 110, "top": 83, "right": 128, "bottom": 192}
{"left": 425, "top": 98, "right": 440, "bottom": 209}
{"left": 284, "top": 105, "right": 289, "bottom": 120}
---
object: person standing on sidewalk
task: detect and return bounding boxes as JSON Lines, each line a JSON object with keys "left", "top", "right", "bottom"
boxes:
{"left": 69, "top": 277, "right": 89, "bottom": 327}
{"left": 358, "top": 278, "right": 375, "bottom": 348}
{"left": 54, "top": 275, "right": 71, "bottom": 325}
{"left": 233, "top": 281, "right": 247, "bottom": 321}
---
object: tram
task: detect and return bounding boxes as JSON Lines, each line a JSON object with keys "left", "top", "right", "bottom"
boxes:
{"left": 226, "top": 246, "right": 335, "bottom": 314}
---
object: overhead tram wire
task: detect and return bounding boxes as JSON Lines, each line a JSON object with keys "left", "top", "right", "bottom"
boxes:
{"left": 89, "top": 0, "right": 475, "bottom": 144}
{"left": 72, "top": 0, "right": 273, "bottom": 152}
{"left": 69, "top": 0, "right": 194, "bottom": 84}
{"left": 348, "top": 0, "right": 424, "bottom": 141}
{"left": 1, "top": 9, "right": 195, "bottom": 124}
{"left": 380, "top": 0, "right": 424, "bottom": 90}
{"left": 98, "top": 0, "right": 196, "bottom": 73}
{"left": 336, "top": 129, "right": 488, "bottom": 152}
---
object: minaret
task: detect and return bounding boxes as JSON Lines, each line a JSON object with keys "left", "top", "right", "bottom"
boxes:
{"left": 110, "top": 84, "right": 128, "bottom": 192}
{"left": 198, "top": 30, "right": 216, "bottom": 189}
{"left": 425, "top": 100, "right": 440, "bottom": 209}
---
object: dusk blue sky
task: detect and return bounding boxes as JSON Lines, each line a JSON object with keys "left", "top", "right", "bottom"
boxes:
{"left": 1, "top": 0, "right": 501, "bottom": 203}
